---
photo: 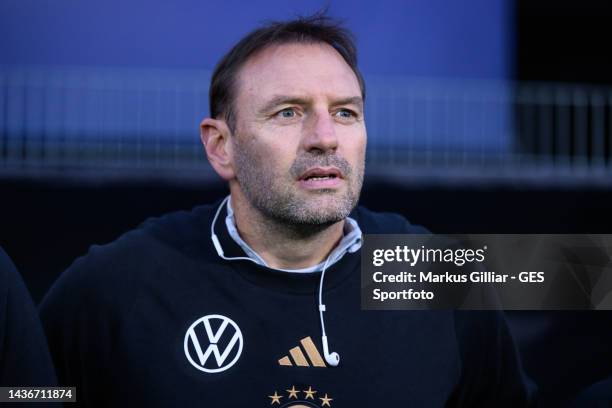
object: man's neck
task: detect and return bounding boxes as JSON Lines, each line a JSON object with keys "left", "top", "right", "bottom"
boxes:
{"left": 228, "top": 194, "right": 345, "bottom": 270}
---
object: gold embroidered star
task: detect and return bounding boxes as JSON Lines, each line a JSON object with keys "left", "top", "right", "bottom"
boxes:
{"left": 268, "top": 391, "right": 283, "bottom": 405}
{"left": 303, "top": 386, "right": 317, "bottom": 400}
{"left": 320, "top": 393, "right": 333, "bottom": 407}
{"left": 286, "top": 386, "right": 299, "bottom": 399}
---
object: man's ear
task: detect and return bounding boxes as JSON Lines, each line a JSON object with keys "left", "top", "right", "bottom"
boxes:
{"left": 200, "top": 117, "right": 235, "bottom": 181}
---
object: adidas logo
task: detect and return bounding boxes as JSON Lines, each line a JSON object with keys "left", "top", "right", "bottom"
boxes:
{"left": 278, "top": 336, "right": 326, "bottom": 367}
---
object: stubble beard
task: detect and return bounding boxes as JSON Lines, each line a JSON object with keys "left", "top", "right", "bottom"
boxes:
{"left": 233, "top": 139, "right": 364, "bottom": 230}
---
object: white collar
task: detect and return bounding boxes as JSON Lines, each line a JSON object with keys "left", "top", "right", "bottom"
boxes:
{"left": 224, "top": 196, "right": 362, "bottom": 273}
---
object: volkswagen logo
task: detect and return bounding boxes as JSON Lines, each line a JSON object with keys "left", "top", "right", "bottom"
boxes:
{"left": 183, "top": 314, "right": 243, "bottom": 373}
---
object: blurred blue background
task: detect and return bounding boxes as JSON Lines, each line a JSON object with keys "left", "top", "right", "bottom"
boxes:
{"left": 1, "top": 0, "right": 516, "bottom": 177}
{"left": 0, "top": 0, "right": 510, "bottom": 75}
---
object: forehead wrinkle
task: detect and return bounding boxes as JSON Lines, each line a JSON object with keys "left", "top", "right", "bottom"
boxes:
{"left": 239, "top": 42, "right": 357, "bottom": 87}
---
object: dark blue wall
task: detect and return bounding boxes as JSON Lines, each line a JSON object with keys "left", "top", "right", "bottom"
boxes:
{"left": 0, "top": 0, "right": 512, "bottom": 78}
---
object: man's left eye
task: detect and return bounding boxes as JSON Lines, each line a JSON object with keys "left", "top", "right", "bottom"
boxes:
{"left": 335, "top": 109, "right": 355, "bottom": 119}
{"left": 277, "top": 108, "right": 296, "bottom": 118}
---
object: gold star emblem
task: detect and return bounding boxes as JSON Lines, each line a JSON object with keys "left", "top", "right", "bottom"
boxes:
{"left": 286, "top": 386, "right": 299, "bottom": 399}
{"left": 268, "top": 391, "right": 283, "bottom": 405}
{"left": 320, "top": 393, "right": 333, "bottom": 407}
{"left": 303, "top": 386, "right": 317, "bottom": 400}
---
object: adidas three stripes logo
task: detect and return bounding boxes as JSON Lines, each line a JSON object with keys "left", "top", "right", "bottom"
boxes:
{"left": 278, "top": 336, "right": 327, "bottom": 368}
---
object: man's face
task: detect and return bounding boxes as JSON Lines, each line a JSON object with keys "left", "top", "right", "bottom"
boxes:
{"left": 229, "top": 42, "right": 366, "bottom": 226}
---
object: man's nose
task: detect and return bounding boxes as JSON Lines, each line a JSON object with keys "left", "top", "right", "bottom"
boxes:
{"left": 302, "top": 110, "right": 338, "bottom": 153}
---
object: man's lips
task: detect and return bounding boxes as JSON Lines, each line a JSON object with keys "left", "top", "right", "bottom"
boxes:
{"left": 298, "top": 167, "right": 343, "bottom": 181}
{"left": 297, "top": 167, "right": 344, "bottom": 189}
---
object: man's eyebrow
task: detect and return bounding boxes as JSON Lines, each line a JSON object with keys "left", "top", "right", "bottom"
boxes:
{"left": 331, "top": 96, "right": 364, "bottom": 111}
{"left": 258, "top": 95, "right": 364, "bottom": 114}
{"left": 258, "top": 95, "right": 311, "bottom": 114}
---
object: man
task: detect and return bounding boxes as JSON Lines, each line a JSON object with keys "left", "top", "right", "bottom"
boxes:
{"left": 41, "top": 15, "right": 534, "bottom": 406}
{"left": 0, "top": 247, "right": 58, "bottom": 406}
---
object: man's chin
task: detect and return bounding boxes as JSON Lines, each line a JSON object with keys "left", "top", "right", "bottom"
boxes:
{"left": 285, "top": 212, "right": 345, "bottom": 229}
{"left": 244, "top": 184, "right": 359, "bottom": 227}
{"left": 287, "top": 199, "right": 355, "bottom": 226}
{"left": 296, "top": 185, "right": 351, "bottom": 200}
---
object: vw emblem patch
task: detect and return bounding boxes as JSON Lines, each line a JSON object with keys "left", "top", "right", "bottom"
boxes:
{"left": 183, "top": 314, "right": 244, "bottom": 373}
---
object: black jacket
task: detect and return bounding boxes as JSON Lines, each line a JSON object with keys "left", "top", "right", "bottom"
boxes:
{"left": 41, "top": 202, "right": 534, "bottom": 406}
